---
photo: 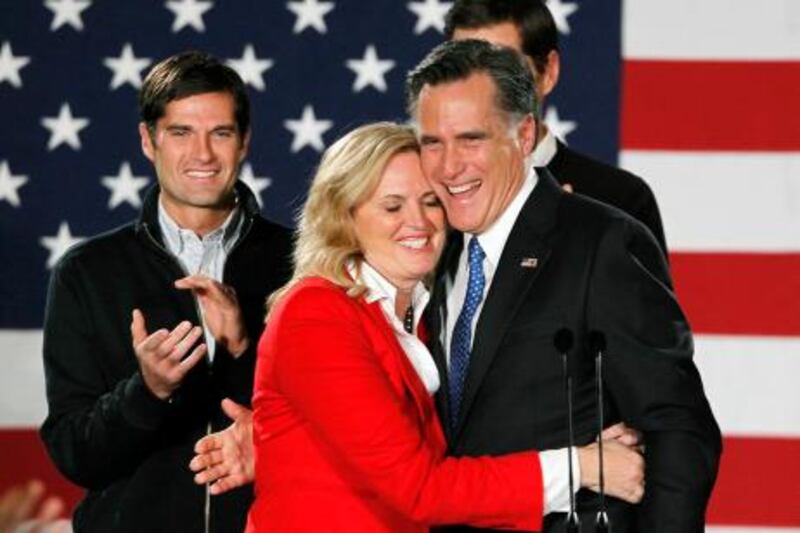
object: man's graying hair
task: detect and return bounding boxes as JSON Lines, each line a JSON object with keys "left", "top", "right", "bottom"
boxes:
{"left": 405, "top": 39, "right": 536, "bottom": 126}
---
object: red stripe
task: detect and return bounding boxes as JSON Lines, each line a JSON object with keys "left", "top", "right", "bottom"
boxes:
{"left": 708, "top": 436, "right": 800, "bottom": 526}
{"left": 2, "top": 431, "right": 799, "bottom": 526}
{"left": 621, "top": 60, "right": 800, "bottom": 151}
{"left": 670, "top": 252, "right": 800, "bottom": 336}
{"left": 0, "top": 429, "right": 82, "bottom": 515}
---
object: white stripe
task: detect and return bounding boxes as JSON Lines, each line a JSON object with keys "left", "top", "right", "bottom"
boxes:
{"left": 12, "top": 305, "right": 793, "bottom": 443}
{"left": 0, "top": 330, "right": 46, "bottom": 427}
{"left": 695, "top": 334, "right": 800, "bottom": 437}
{"left": 4, "top": 333, "right": 800, "bottom": 438}
{"left": 619, "top": 151, "right": 800, "bottom": 252}
{"left": 623, "top": 0, "right": 800, "bottom": 60}
{"left": 706, "top": 526, "right": 800, "bottom": 533}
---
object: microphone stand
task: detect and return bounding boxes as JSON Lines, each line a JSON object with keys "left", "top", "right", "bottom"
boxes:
{"left": 554, "top": 329, "right": 580, "bottom": 532}
{"left": 590, "top": 331, "right": 610, "bottom": 533}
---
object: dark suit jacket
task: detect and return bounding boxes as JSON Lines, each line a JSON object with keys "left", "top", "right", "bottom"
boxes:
{"left": 431, "top": 170, "right": 721, "bottom": 532}
{"left": 548, "top": 140, "right": 668, "bottom": 256}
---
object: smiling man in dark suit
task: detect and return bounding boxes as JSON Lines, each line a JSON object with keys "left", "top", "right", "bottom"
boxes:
{"left": 445, "top": 0, "right": 668, "bottom": 255}
{"left": 407, "top": 39, "right": 720, "bottom": 532}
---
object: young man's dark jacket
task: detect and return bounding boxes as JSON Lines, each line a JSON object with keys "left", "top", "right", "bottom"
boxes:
{"left": 40, "top": 182, "right": 292, "bottom": 533}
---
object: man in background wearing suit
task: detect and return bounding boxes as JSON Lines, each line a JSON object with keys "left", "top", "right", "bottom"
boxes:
{"left": 446, "top": 0, "right": 668, "bottom": 254}
{"left": 407, "top": 39, "right": 720, "bottom": 532}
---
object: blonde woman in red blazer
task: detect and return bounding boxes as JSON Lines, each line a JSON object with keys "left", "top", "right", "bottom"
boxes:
{"left": 245, "top": 122, "right": 545, "bottom": 532}
{"left": 251, "top": 274, "right": 549, "bottom": 531}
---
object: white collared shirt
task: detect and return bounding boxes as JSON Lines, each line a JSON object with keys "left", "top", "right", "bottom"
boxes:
{"left": 443, "top": 163, "right": 538, "bottom": 358}
{"left": 359, "top": 262, "right": 441, "bottom": 394}
{"left": 158, "top": 200, "right": 243, "bottom": 362}
{"left": 532, "top": 128, "right": 558, "bottom": 167}
{"left": 442, "top": 162, "right": 578, "bottom": 514}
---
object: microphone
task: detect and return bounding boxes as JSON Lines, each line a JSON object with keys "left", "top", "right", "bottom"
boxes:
{"left": 553, "top": 328, "right": 580, "bottom": 532}
{"left": 589, "top": 330, "right": 610, "bottom": 533}
{"left": 554, "top": 328, "right": 574, "bottom": 355}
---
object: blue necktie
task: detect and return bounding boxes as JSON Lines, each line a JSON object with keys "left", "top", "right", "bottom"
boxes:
{"left": 448, "top": 236, "right": 485, "bottom": 433}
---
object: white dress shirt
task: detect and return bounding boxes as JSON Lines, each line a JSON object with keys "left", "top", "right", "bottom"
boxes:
{"left": 443, "top": 164, "right": 579, "bottom": 514}
{"left": 158, "top": 200, "right": 243, "bottom": 362}
{"left": 357, "top": 261, "right": 441, "bottom": 394}
{"left": 532, "top": 128, "right": 558, "bottom": 167}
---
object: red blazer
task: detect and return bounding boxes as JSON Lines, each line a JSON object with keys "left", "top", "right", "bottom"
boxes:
{"left": 246, "top": 277, "right": 544, "bottom": 532}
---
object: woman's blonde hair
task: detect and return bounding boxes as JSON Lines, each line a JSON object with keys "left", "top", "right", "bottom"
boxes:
{"left": 267, "top": 121, "right": 420, "bottom": 313}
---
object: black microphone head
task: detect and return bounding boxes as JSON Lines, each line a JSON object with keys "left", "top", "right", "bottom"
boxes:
{"left": 553, "top": 328, "right": 574, "bottom": 353}
{"left": 589, "top": 330, "right": 607, "bottom": 352}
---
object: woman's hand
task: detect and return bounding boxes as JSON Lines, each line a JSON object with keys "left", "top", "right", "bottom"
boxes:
{"left": 190, "top": 399, "right": 255, "bottom": 495}
{"left": 578, "top": 423, "right": 645, "bottom": 504}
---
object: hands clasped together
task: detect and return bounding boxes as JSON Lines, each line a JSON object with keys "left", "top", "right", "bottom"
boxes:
{"left": 579, "top": 424, "right": 645, "bottom": 504}
{"left": 131, "top": 274, "right": 249, "bottom": 400}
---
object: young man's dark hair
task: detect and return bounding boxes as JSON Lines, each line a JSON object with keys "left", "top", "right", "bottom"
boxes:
{"left": 405, "top": 39, "right": 536, "bottom": 124}
{"left": 444, "top": 0, "right": 558, "bottom": 75}
{"left": 138, "top": 50, "right": 250, "bottom": 138}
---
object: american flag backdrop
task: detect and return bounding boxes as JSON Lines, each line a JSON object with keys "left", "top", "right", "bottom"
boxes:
{"left": 0, "top": 0, "right": 797, "bottom": 530}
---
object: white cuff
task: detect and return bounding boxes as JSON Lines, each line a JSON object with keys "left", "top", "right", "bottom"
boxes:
{"left": 539, "top": 446, "right": 581, "bottom": 514}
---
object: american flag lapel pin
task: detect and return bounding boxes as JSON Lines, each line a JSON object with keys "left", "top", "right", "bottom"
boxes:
{"left": 520, "top": 257, "right": 538, "bottom": 268}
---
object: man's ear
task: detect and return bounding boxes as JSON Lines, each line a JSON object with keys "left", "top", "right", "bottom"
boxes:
{"left": 517, "top": 114, "right": 536, "bottom": 156}
{"left": 139, "top": 122, "right": 155, "bottom": 162}
{"left": 238, "top": 130, "right": 251, "bottom": 163}
{"left": 537, "top": 50, "right": 560, "bottom": 99}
